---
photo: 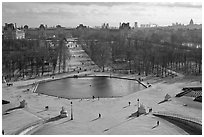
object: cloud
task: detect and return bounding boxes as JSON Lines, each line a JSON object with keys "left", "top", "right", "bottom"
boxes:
{"left": 154, "top": 2, "right": 202, "bottom": 9}
{"left": 2, "top": 2, "right": 202, "bottom": 28}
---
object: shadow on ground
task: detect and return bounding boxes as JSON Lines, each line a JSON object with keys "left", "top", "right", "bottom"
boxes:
{"left": 6, "top": 106, "right": 22, "bottom": 112}
{"left": 46, "top": 115, "right": 66, "bottom": 123}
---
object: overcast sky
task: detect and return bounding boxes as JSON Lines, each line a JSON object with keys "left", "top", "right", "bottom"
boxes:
{"left": 2, "top": 2, "right": 202, "bottom": 28}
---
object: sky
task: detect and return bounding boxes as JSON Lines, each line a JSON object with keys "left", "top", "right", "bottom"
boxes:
{"left": 2, "top": 2, "right": 202, "bottom": 28}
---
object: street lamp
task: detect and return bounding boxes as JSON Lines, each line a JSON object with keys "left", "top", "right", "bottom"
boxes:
{"left": 70, "top": 101, "right": 73, "bottom": 120}
{"left": 137, "top": 99, "right": 140, "bottom": 117}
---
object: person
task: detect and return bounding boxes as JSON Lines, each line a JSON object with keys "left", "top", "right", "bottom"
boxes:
{"left": 128, "top": 102, "right": 131, "bottom": 106}
{"left": 98, "top": 96, "right": 99, "bottom": 100}
{"left": 2, "top": 130, "right": 4, "bottom": 135}
{"left": 99, "top": 113, "right": 101, "bottom": 118}
{"left": 92, "top": 96, "right": 95, "bottom": 99}
{"left": 45, "top": 106, "right": 49, "bottom": 110}
{"left": 157, "top": 121, "right": 159, "bottom": 126}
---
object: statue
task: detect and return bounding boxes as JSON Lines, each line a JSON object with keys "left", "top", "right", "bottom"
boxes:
{"left": 60, "top": 107, "right": 68, "bottom": 118}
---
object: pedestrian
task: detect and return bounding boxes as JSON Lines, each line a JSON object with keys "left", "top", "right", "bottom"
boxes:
{"left": 157, "top": 121, "right": 159, "bottom": 126}
{"left": 45, "top": 106, "right": 49, "bottom": 110}
{"left": 98, "top": 96, "right": 99, "bottom": 100}
{"left": 2, "top": 130, "right": 4, "bottom": 135}
{"left": 99, "top": 113, "right": 101, "bottom": 118}
{"left": 128, "top": 102, "right": 131, "bottom": 106}
{"left": 149, "top": 108, "right": 152, "bottom": 113}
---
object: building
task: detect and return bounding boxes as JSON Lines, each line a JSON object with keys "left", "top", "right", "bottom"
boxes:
{"left": 38, "top": 24, "right": 47, "bottom": 39}
{"left": 119, "top": 22, "right": 131, "bottom": 30}
{"left": 3, "top": 23, "right": 25, "bottom": 39}
{"left": 101, "top": 23, "right": 109, "bottom": 29}
{"left": 134, "top": 22, "right": 138, "bottom": 28}
{"left": 140, "top": 23, "right": 158, "bottom": 28}
{"left": 170, "top": 19, "right": 201, "bottom": 30}
{"left": 189, "top": 19, "right": 194, "bottom": 25}
{"left": 3, "top": 23, "right": 16, "bottom": 39}
{"left": 76, "top": 24, "right": 87, "bottom": 30}
{"left": 16, "top": 29, "right": 25, "bottom": 39}
{"left": 3, "top": 23, "right": 75, "bottom": 40}
{"left": 182, "top": 42, "right": 201, "bottom": 49}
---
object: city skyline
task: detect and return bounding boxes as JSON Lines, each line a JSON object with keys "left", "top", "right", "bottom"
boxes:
{"left": 2, "top": 2, "right": 202, "bottom": 28}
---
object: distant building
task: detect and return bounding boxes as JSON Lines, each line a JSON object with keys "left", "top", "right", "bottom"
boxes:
{"left": 3, "top": 23, "right": 25, "bottom": 39}
{"left": 119, "top": 22, "right": 130, "bottom": 30}
{"left": 101, "top": 23, "right": 109, "bottom": 29}
{"left": 119, "top": 22, "right": 122, "bottom": 28}
{"left": 140, "top": 24, "right": 150, "bottom": 28}
{"left": 172, "top": 22, "right": 184, "bottom": 26}
{"left": 16, "top": 29, "right": 25, "bottom": 39}
{"left": 134, "top": 22, "right": 138, "bottom": 28}
{"left": 140, "top": 23, "right": 158, "bottom": 28}
{"left": 189, "top": 19, "right": 194, "bottom": 25}
{"left": 38, "top": 24, "right": 47, "bottom": 39}
{"left": 3, "top": 23, "right": 74, "bottom": 40}
{"left": 170, "top": 19, "right": 201, "bottom": 30}
{"left": 76, "top": 24, "right": 87, "bottom": 30}
{"left": 182, "top": 42, "right": 201, "bottom": 49}
{"left": 3, "top": 23, "right": 16, "bottom": 39}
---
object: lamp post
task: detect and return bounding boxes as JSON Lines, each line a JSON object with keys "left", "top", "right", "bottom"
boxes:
{"left": 71, "top": 101, "right": 73, "bottom": 120}
{"left": 137, "top": 99, "right": 140, "bottom": 117}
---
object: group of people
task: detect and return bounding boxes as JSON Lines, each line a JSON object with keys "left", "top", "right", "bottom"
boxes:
{"left": 92, "top": 96, "right": 100, "bottom": 100}
{"left": 6, "top": 83, "right": 13, "bottom": 86}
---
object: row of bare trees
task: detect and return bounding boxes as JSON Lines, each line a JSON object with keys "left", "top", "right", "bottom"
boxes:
{"left": 75, "top": 28, "right": 201, "bottom": 76}
{"left": 2, "top": 38, "right": 69, "bottom": 81}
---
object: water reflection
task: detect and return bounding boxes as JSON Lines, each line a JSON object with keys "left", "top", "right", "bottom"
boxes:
{"left": 91, "top": 77, "right": 110, "bottom": 97}
{"left": 36, "top": 77, "right": 145, "bottom": 99}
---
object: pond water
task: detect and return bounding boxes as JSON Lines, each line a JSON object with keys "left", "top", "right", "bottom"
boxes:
{"left": 36, "top": 76, "right": 145, "bottom": 99}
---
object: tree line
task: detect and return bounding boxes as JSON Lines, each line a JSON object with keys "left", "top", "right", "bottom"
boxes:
{"left": 2, "top": 38, "right": 69, "bottom": 81}
{"left": 75, "top": 27, "right": 202, "bottom": 76}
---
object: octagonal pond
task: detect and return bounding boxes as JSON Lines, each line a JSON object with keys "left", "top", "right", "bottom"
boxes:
{"left": 36, "top": 76, "right": 145, "bottom": 99}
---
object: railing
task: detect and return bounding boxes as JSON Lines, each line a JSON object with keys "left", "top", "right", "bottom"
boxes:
{"left": 176, "top": 87, "right": 202, "bottom": 97}
{"left": 175, "top": 89, "right": 192, "bottom": 97}
{"left": 153, "top": 111, "right": 202, "bottom": 125}
{"left": 32, "top": 83, "right": 39, "bottom": 93}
